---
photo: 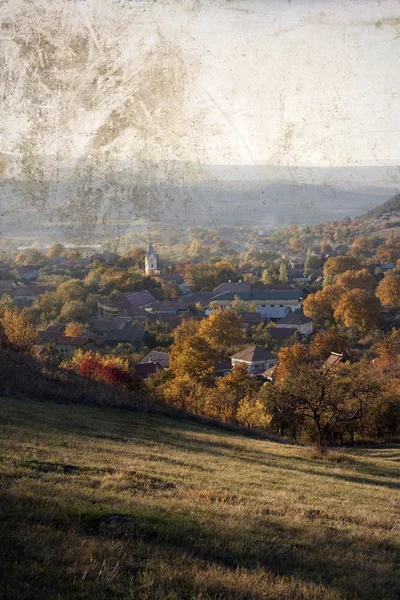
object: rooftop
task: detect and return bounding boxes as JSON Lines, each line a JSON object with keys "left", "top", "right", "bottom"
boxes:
{"left": 277, "top": 310, "right": 314, "bottom": 326}
{"left": 230, "top": 345, "right": 278, "bottom": 363}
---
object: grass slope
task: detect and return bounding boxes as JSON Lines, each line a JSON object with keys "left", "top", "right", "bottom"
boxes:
{"left": 0, "top": 397, "right": 399, "bottom": 600}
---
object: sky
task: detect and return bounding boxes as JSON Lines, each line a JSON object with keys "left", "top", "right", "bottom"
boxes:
{"left": 0, "top": 0, "right": 399, "bottom": 236}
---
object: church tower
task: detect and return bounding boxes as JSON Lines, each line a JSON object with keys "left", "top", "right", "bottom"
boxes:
{"left": 145, "top": 242, "right": 158, "bottom": 275}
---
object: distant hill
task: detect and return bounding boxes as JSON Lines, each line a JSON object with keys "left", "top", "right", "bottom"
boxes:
{"left": 361, "top": 193, "right": 400, "bottom": 221}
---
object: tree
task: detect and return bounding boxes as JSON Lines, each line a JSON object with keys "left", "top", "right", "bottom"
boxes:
{"left": 309, "top": 330, "right": 348, "bottom": 361}
{"left": 59, "top": 301, "right": 90, "bottom": 322}
{"left": 0, "top": 308, "right": 38, "bottom": 353}
{"left": 303, "top": 284, "right": 344, "bottom": 323}
{"left": 215, "top": 364, "right": 260, "bottom": 424}
{"left": 334, "top": 289, "right": 381, "bottom": 331}
{"left": 261, "top": 267, "right": 279, "bottom": 284}
{"left": 320, "top": 241, "right": 333, "bottom": 254}
{"left": 0, "top": 294, "right": 16, "bottom": 315}
{"left": 376, "top": 234, "right": 400, "bottom": 264}
{"left": 279, "top": 263, "right": 288, "bottom": 283}
{"left": 304, "top": 254, "right": 321, "bottom": 276}
{"left": 351, "top": 236, "right": 372, "bottom": 255}
{"left": 323, "top": 256, "right": 361, "bottom": 280}
{"left": 275, "top": 343, "right": 309, "bottom": 381}
{"left": 65, "top": 321, "right": 86, "bottom": 337}
{"left": 336, "top": 269, "right": 375, "bottom": 292}
{"left": 46, "top": 243, "right": 66, "bottom": 258}
{"left": 15, "top": 248, "right": 46, "bottom": 266}
{"left": 376, "top": 273, "right": 400, "bottom": 308}
{"left": 265, "top": 363, "right": 380, "bottom": 450}
{"left": 198, "top": 310, "right": 243, "bottom": 353}
{"left": 56, "top": 279, "right": 86, "bottom": 303}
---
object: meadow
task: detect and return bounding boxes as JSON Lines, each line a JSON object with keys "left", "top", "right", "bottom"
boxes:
{"left": 0, "top": 397, "right": 399, "bottom": 600}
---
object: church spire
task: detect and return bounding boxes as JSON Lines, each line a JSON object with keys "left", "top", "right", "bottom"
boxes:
{"left": 145, "top": 241, "right": 157, "bottom": 275}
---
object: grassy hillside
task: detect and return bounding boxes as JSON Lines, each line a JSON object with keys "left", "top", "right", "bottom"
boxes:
{"left": 0, "top": 398, "right": 399, "bottom": 600}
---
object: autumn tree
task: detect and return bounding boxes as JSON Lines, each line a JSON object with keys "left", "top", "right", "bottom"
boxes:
{"left": 214, "top": 364, "right": 260, "bottom": 424}
{"left": 375, "top": 234, "right": 400, "bottom": 264}
{"left": 46, "top": 242, "right": 66, "bottom": 258}
{"left": 376, "top": 273, "right": 400, "bottom": 309}
{"left": 320, "top": 241, "right": 333, "bottom": 254}
{"left": 198, "top": 310, "right": 243, "bottom": 354}
{"left": 336, "top": 269, "right": 375, "bottom": 292}
{"left": 15, "top": 248, "right": 46, "bottom": 266}
{"left": 309, "top": 330, "right": 348, "bottom": 361}
{"left": 303, "top": 284, "right": 344, "bottom": 323}
{"left": 65, "top": 321, "right": 86, "bottom": 337}
{"left": 265, "top": 363, "right": 380, "bottom": 450}
{"left": 0, "top": 308, "right": 38, "bottom": 353}
{"left": 373, "top": 329, "right": 400, "bottom": 368}
{"left": 351, "top": 235, "right": 372, "bottom": 255}
{"left": 334, "top": 289, "right": 381, "bottom": 331}
{"left": 275, "top": 343, "right": 310, "bottom": 381}
{"left": 323, "top": 256, "right": 361, "bottom": 280}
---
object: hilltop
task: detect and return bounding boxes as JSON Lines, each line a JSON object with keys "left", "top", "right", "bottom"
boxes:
{"left": 361, "top": 193, "right": 400, "bottom": 221}
{"left": 0, "top": 396, "right": 399, "bottom": 600}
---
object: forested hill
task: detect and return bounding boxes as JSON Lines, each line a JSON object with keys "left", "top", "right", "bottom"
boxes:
{"left": 361, "top": 193, "right": 400, "bottom": 221}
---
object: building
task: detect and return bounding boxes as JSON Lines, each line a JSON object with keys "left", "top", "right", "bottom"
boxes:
{"left": 134, "top": 362, "right": 163, "bottom": 379}
{"left": 230, "top": 345, "right": 278, "bottom": 375}
{"left": 56, "top": 336, "right": 91, "bottom": 356}
{"left": 145, "top": 242, "right": 158, "bottom": 275}
{"left": 17, "top": 266, "right": 41, "bottom": 281}
{"left": 211, "top": 289, "right": 303, "bottom": 319}
{"left": 276, "top": 310, "right": 314, "bottom": 336}
{"left": 140, "top": 351, "right": 170, "bottom": 369}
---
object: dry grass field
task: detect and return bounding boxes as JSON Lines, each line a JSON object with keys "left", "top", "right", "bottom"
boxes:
{"left": 0, "top": 397, "right": 399, "bottom": 600}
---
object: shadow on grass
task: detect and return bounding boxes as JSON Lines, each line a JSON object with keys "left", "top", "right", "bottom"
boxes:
{"left": 0, "top": 487, "right": 399, "bottom": 600}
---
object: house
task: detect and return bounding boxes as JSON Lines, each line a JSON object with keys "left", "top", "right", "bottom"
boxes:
{"left": 380, "top": 264, "right": 395, "bottom": 272}
{"left": 262, "top": 364, "right": 278, "bottom": 382}
{"left": 98, "top": 290, "right": 157, "bottom": 317}
{"left": 323, "top": 350, "right": 351, "bottom": 370}
{"left": 211, "top": 289, "right": 303, "bottom": 319}
{"left": 289, "top": 253, "right": 307, "bottom": 268}
{"left": 230, "top": 345, "right": 278, "bottom": 375}
{"left": 212, "top": 281, "right": 251, "bottom": 295}
{"left": 17, "top": 266, "right": 41, "bottom": 281}
{"left": 240, "top": 312, "right": 265, "bottom": 328}
{"left": 139, "top": 351, "right": 170, "bottom": 369}
{"left": 276, "top": 310, "right": 314, "bottom": 336}
{"left": 88, "top": 317, "right": 132, "bottom": 334}
{"left": 335, "top": 244, "right": 349, "bottom": 255}
{"left": 56, "top": 336, "right": 91, "bottom": 356}
{"left": 214, "top": 360, "right": 233, "bottom": 377}
{"left": 103, "top": 326, "right": 149, "bottom": 350}
{"left": 134, "top": 362, "right": 162, "bottom": 379}
{"left": 268, "top": 327, "right": 299, "bottom": 344}
{"left": 38, "top": 324, "right": 65, "bottom": 343}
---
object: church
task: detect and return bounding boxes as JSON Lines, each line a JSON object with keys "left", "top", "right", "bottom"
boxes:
{"left": 145, "top": 242, "right": 158, "bottom": 275}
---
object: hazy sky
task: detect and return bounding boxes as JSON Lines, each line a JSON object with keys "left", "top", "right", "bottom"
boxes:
{"left": 2, "top": 0, "right": 399, "bottom": 173}
{"left": 1, "top": 0, "right": 400, "bottom": 238}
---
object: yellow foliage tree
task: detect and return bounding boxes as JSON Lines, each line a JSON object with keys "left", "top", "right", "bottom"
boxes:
{"left": 275, "top": 343, "right": 309, "bottom": 381}
{"left": 64, "top": 321, "right": 86, "bottom": 337}
{"left": 0, "top": 308, "right": 38, "bottom": 353}
{"left": 198, "top": 310, "right": 243, "bottom": 352}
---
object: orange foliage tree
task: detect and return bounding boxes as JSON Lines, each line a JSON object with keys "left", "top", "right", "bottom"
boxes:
{"left": 376, "top": 273, "right": 400, "bottom": 309}
{"left": 334, "top": 289, "right": 381, "bottom": 331}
